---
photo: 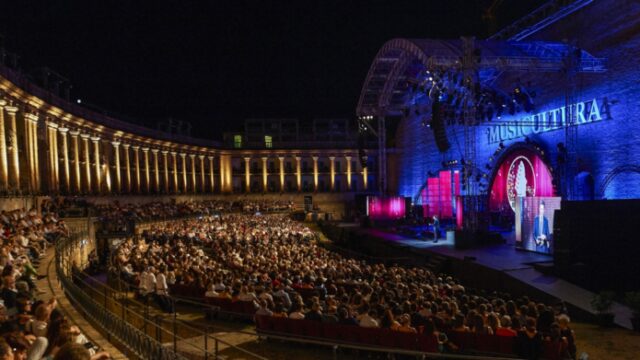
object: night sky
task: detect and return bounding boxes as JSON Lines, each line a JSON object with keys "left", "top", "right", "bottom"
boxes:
{"left": 0, "top": 0, "right": 544, "bottom": 140}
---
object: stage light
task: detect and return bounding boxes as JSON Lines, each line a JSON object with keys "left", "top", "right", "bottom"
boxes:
{"left": 77, "top": 99, "right": 82, "bottom": 104}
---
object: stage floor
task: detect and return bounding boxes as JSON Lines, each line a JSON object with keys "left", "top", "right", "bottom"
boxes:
{"left": 356, "top": 226, "right": 633, "bottom": 329}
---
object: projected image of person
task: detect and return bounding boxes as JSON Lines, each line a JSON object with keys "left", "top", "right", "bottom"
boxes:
{"left": 533, "top": 201, "right": 551, "bottom": 252}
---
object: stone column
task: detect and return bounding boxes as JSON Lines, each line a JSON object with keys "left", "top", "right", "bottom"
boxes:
{"left": 188, "top": 154, "right": 195, "bottom": 193}
{"left": 162, "top": 151, "right": 169, "bottom": 193}
{"left": 180, "top": 153, "right": 187, "bottom": 193}
{"left": 199, "top": 155, "right": 205, "bottom": 193}
{"left": 262, "top": 156, "right": 268, "bottom": 192}
{"left": 122, "top": 144, "right": 131, "bottom": 193}
{"left": 111, "top": 141, "right": 121, "bottom": 193}
{"left": 25, "top": 113, "right": 40, "bottom": 193}
{"left": 362, "top": 166, "right": 368, "bottom": 190}
{"left": 46, "top": 121, "right": 59, "bottom": 192}
{"left": 91, "top": 136, "right": 101, "bottom": 193}
{"left": 312, "top": 156, "right": 319, "bottom": 192}
{"left": 132, "top": 146, "right": 140, "bottom": 193}
{"left": 70, "top": 130, "right": 81, "bottom": 192}
{"left": 5, "top": 106, "right": 19, "bottom": 192}
{"left": 0, "top": 100, "right": 8, "bottom": 192}
{"left": 244, "top": 157, "right": 251, "bottom": 192}
{"left": 80, "top": 134, "right": 91, "bottom": 193}
{"left": 142, "top": 147, "right": 150, "bottom": 193}
{"left": 295, "top": 156, "right": 301, "bottom": 192}
{"left": 59, "top": 127, "right": 70, "bottom": 192}
{"left": 278, "top": 156, "right": 285, "bottom": 192}
{"left": 152, "top": 149, "right": 160, "bottom": 193}
{"left": 345, "top": 156, "right": 352, "bottom": 190}
{"left": 208, "top": 156, "right": 215, "bottom": 193}
{"left": 171, "top": 152, "right": 178, "bottom": 193}
{"left": 329, "top": 156, "right": 336, "bottom": 191}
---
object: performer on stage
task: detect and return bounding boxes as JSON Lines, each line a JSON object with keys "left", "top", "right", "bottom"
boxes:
{"left": 533, "top": 201, "right": 550, "bottom": 252}
{"left": 433, "top": 215, "right": 440, "bottom": 243}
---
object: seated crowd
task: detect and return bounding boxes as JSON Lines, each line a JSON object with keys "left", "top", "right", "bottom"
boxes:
{"left": 114, "top": 212, "right": 577, "bottom": 359}
{"left": 0, "top": 207, "right": 110, "bottom": 359}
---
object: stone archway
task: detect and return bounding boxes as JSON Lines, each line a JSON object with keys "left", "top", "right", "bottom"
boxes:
{"left": 600, "top": 165, "right": 640, "bottom": 199}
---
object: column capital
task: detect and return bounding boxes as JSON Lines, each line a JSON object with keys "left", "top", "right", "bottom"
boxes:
{"left": 141, "top": 147, "right": 149, "bottom": 152}
{"left": 312, "top": 156, "right": 319, "bottom": 161}
{"left": 170, "top": 151, "right": 177, "bottom": 156}
{"left": 208, "top": 155, "right": 214, "bottom": 160}
{"left": 345, "top": 155, "right": 352, "bottom": 160}
{"left": 261, "top": 156, "right": 268, "bottom": 160}
{"left": 151, "top": 149, "right": 159, "bottom": 154}
{"left": 80, "top": 133, "right": 91, "bottom": 140}
{"left": 122, "top": 143, "right": 130, "bottom": 149}
{"left": 46, "top": 121, "right": 59, "bottom": 129}
{"left": 189, "top": 154, "right": 196, "bottom": 159}
{"left": 198, "top": 154, "right": 205, "bottom": 159}
{"left": 111, "top": 141, "right": 121, "bottom": 147}
{"left": 161, "top": 150, "right": 169, "bottom": 155}
{"left": 4, "top": 106, "right": 18, "bottom": 115}
{"left": 278, "top": 156, "right": 284, "bottom": 161}
{"left": 90, "top": 136, "right": 101, "bottom": 142}
{"left": 295, "top": 156, "right": 301, "bottom": 161}
{"left": 180, "top": 153, "right": 186, "bottom": 158}
{"left": 69, "top": 130, "right": 80, "bottom": 137}
{"left": 58, "top": 127, "right": 69, "bottom": 134}
{"left": 131, "top": 145, "right": 140, "bottom": 150}
{"left": 0, "top": 99, "right": 6, "bottom": 107}
{"left": 329, "top": 156, "right": 335, "bottom": 160}
{"left": 244, "top": 157, "right": 251, "bottom": 161}
{"left": 24, "top": 113, "right": 39, "bottom": 123}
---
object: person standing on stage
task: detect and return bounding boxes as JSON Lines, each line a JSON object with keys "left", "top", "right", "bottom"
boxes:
{"left": 433, "top": 215, "right": 440, "bottom": 243}
{"left": 533, "top": 201, "right": 550, "bottom": 253}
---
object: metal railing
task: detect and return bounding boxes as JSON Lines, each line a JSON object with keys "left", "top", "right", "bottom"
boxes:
{"left": 55, "top": 233, "right": 268, "bottom": 360}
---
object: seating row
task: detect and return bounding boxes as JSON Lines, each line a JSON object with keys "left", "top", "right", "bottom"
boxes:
{"left": 255, "top": 315, "right": 568, "bottom": 360}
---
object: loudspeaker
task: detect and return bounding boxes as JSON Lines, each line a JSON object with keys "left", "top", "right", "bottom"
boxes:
{"left": 431, "top": 99, "right": 450, "bottom": 152}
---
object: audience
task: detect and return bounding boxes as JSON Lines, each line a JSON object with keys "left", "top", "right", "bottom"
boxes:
{"left": 103, "top": 200, "right": 576, "bottom": 357}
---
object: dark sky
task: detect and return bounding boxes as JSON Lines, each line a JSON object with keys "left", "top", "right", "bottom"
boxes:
{"left": 0, "top": 0, "right": 544, "bottom": 140}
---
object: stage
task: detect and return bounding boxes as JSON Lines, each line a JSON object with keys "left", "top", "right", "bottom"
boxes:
{"left": 338, "top": 224, "right": 633, "bottom": 329}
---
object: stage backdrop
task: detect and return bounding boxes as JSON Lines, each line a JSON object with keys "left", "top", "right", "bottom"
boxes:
{"left": 489, "top": 148, "right": 555, "bottom": 214}
{"left": 367, "top": 196, "right": 406, "bottom": 220}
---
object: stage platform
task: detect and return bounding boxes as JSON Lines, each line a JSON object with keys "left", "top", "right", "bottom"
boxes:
{"left": 345, "top": 225, "right": 633, "bottom": 329}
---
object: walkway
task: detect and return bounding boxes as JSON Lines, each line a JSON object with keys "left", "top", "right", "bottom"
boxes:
{"left": 36, "top": 248, "right": 128, "bottom": 360}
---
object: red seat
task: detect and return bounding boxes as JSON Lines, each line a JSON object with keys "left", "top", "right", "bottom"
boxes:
{"left": 496, "top": 335, "right": 516, "bottom": 355}
{"left": 378, "top": 329, "right": 396, "bottom": 348}
{"left": 394, "top": 332, "right": 419, "bottom": 351}
{"left": 271, "top": 317, "right": 291, "bottom": 333}
{"left": 543, "top": 340, "right": 564, "bottom": 360}
{"left": 447, "top": 331, "right": 476, "bottom": 351}
{"left": 417, "top": 333, "right": 438, "bottom": 353}
{"left": 301, "top": 320, "right": 323, "bottom": 338}
{"left": 475, "top": 333, "right": 500, "bottom": 353}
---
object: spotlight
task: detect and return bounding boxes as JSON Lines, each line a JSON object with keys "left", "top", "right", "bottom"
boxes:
{"left": 76, "top": 99, "right": 82, "bottom": 104}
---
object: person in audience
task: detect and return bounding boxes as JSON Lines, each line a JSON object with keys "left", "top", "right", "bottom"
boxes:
{"left": 495, "top": 315, "right": 518, "bottom": 337}
{"left": 516, "top": 317, "right": 543, "bottom": 360}
{"left": 288, "top": 304, "right": 305, "bottom": 320}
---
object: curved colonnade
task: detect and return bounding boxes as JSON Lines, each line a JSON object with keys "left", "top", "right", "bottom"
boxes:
{"left": 0, "top": 64, "right": 370, "bottom": 197}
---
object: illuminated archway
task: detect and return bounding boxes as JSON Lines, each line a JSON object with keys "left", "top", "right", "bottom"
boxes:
{"left": 487, "top": 143, "right": 556, "bottom": 214}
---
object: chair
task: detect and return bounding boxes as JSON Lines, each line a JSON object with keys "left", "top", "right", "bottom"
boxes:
{"left": 417, "top": 333, "right": 438, "bottom": 353}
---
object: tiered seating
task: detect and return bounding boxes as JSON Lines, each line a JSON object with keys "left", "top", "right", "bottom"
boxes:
{"left": 255, "top": 316, "right": 568, "bottom": 359}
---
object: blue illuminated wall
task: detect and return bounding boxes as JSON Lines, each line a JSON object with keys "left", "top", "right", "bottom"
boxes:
{"left": 394, "top": 0, "right": 640, "bottom": 201}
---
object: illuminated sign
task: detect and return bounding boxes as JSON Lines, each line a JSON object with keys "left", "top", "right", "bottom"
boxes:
{"left": 487, "top": 98, "right": 612, "bottom": 144}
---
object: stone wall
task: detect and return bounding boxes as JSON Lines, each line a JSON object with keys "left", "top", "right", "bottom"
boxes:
{"left": 394, "top": 0, "right": 640, "bottom": 201}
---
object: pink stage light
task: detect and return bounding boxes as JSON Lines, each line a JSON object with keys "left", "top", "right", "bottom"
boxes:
{"left": 368, "top": 196, "right": 406, "bottom": 220}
